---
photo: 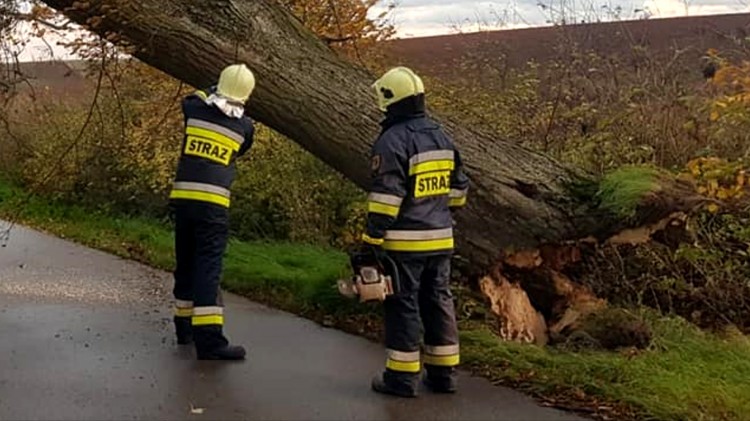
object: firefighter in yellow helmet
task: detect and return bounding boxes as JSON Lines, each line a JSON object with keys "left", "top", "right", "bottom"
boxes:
{"left": 169, "top": 64, "right": 256, "bottom": 360}
{"left": 364, "top": 67, "right": 469, "bottom": 396}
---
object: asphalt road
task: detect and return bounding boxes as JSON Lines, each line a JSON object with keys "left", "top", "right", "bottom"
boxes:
{"left": 0, "top": 223, "right": 585, "bottom": 421}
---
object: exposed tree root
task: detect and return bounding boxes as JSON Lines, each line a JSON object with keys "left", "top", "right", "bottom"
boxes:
{"left": 480, "top": 211, "right": 693, "bottom": 349}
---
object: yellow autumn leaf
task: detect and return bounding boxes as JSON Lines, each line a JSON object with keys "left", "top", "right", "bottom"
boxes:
{"left": 710, "top": 110, "right": 720, "bottom": 121}
{"left": 686, "top": 159, "right": 701, "bottom": 176}
{"left": 707, "top": 203, "right": 720, "bottom": 213}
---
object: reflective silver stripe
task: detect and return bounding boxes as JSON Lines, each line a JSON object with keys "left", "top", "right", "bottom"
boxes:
{"left": 449, "top": 188, "right": 468, "bottom": 198}
{"left": 367, "top": 192, "right": 403, "bottom": 207}
{"left": 409, "top": 150, "right": 454, "bottom": 167}
{"left": 424, "top": 344, "right": 459, "bottom": 356}
{"left": 384, "top": 228, "right": 453, "bottom": 241}
{"left": 187, "top": 118, "right": 244, "bottom": 145}
{"left": 192, "top": 306, "right": 224, "bottom": 316}
{"left": 172, "top": 182, "right": 230, "bottom": 198}
{"left": 175, "top": 299, "right": 194, "bottom": 309}
{"left": 387, "top": 349, "right": 420, "bottom": 362}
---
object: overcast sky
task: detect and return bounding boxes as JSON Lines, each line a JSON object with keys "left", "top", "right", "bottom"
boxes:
{"left": 370, "top": 0, "right": 750, "bottom": 37}
{"left": 13, "top": 0, "right": 750, "bottom": 61}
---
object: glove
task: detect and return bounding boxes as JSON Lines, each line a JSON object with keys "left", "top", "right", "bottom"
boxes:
{"left": 347, "top": 234, "right": 386, "bottom": 270}
{"left": 361, "top": 233, "right": 387, "bottom": 261}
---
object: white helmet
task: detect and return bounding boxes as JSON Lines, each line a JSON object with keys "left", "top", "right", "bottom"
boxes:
{"left": 216, "top": 64, "right": 256, "bottom": 104}
{"left": 371, "top": 67, "right": 425, "bottom": 112}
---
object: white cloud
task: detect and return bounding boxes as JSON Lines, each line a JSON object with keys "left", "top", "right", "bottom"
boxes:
{"left": 641, "top": 0, "right": 742, "bottom": 16}
{"left": 371, "top": 0, "right": 750, "bottom": 38}
{"left": 10, "top": 21, "right": 78, "bottom": 62}
{"left": 371, "top": 1, "right": 543, "bottom": 37}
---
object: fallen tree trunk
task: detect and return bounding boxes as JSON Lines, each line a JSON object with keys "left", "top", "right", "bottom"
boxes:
{"left": 40, "top": 0, "right": 602, "bottom": 267}
{"left": 38, "top": 0, "right": 706, "bottom": 344}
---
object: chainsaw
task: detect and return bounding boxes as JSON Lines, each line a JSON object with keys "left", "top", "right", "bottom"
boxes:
{"left": 337, "top": 246, "right": 398, "bottom": 303}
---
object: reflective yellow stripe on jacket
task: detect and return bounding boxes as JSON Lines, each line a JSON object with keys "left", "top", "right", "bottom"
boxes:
{"left": 383, "top": 228, "right": 454, "bottom": 252}
{"left": 409, "top": 150, "right": 455, "bottom": 176}
{"left": 186, "top": 118, "right": 244, "bottom": 152}
{"left": 449, "top": 188, "right": 468, "bottom": 208}
{"left": 367, "top": 192, "right": 403, "bottom": 217}
{"left": 169, "top": 181, "right": 231, "bottom": 208}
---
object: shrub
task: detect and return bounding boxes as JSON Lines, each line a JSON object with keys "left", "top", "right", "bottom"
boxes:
{"left": 0, "top": 60, "right": 365, "bottom": 246}
{"left": 573, "top": 158, "right": 750, "bottom": 333}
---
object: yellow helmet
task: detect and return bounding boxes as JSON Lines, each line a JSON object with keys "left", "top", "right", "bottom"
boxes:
{"left": 372, "top": 67, "right": 425, "bottom": 112}
{"left": 216, "top": 64, "right": 256, "bottom": 104}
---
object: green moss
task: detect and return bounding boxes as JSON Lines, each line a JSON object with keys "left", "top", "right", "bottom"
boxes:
{"left": 597, "top": 165, "right": 665, "bottom": 219}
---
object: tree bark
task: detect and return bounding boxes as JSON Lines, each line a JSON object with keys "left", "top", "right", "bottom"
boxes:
{"left": 37, "top": 0, "right": 684, "bottom": 269}
{"left": 35, "top": 0, "right": 712, "bottom": 346}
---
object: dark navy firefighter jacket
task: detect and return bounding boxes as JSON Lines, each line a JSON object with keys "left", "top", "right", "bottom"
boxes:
{"left": 169, "top": 88, "right": 254, "bottom": 209}
{"left": 364, "top": 99, "right": 470, "bottom": 255}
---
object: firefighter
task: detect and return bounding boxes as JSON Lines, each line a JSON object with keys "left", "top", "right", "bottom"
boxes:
{"left": 169, "top": 64, "right": 256, "bottom": 360}
{"left": 364, "top": 66, "right": 470, "bottom": 397}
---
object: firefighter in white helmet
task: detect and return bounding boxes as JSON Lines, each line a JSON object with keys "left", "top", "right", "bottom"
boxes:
{"left": 169, "top": 64, "right": 256, "bottom": 360}
{"left": 363, "top": 66, "right": 469, "bottom": 396}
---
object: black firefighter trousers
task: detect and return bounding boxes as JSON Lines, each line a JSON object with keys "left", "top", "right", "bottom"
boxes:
{"left": 383, "top": 253, "right": 460, "bottom": 389}
{"left": 171, "top": 201, "right": 231, "bottom": 352}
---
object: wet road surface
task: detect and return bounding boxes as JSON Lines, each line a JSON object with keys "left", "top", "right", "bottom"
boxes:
{"left": 0, "top": 223, "right": 585, "bottom": 420}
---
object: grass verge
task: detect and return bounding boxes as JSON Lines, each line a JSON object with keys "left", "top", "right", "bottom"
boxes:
{"left": 1, "top": 179, "right": 748, "bottom": 421}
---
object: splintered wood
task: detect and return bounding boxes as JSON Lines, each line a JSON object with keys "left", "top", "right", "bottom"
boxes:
{"left": 480, "top": 274, "right": 548, "bottom": 345}
{"left": 482, "top": 213, "right": 686, "bottom": 346}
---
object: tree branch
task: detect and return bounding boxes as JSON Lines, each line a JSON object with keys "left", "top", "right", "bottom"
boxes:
{"left": 320, "top": 35, "right": 356, "bottom": 44}
{"left": 11, "top": 12, "right": 72, "bottom": 31}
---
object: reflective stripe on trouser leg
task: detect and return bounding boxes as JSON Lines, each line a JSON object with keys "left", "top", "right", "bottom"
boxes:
{"left": 423, "top": 344, "right": 460, "bottom": 367}
{"left": 385, "top": 349, "right": 421, "bottom": 373}
{"left": 174, "top": 299, "right": 194, "bottom": 317}
{"left": 192, "top": 306, "right": 224, "bottom": 326}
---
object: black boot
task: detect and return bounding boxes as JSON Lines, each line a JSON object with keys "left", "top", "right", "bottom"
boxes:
{"left": 174, "top": 316, "right": 193, "bottom": 345}
{"left": 371, "top": 370, "right": 418, "bottom": 398}
{"left": 423, "top": 365, "right": 457, "bottom": 393}
{"left": 193, "top": 325, "right": 246, "bottom": 360}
